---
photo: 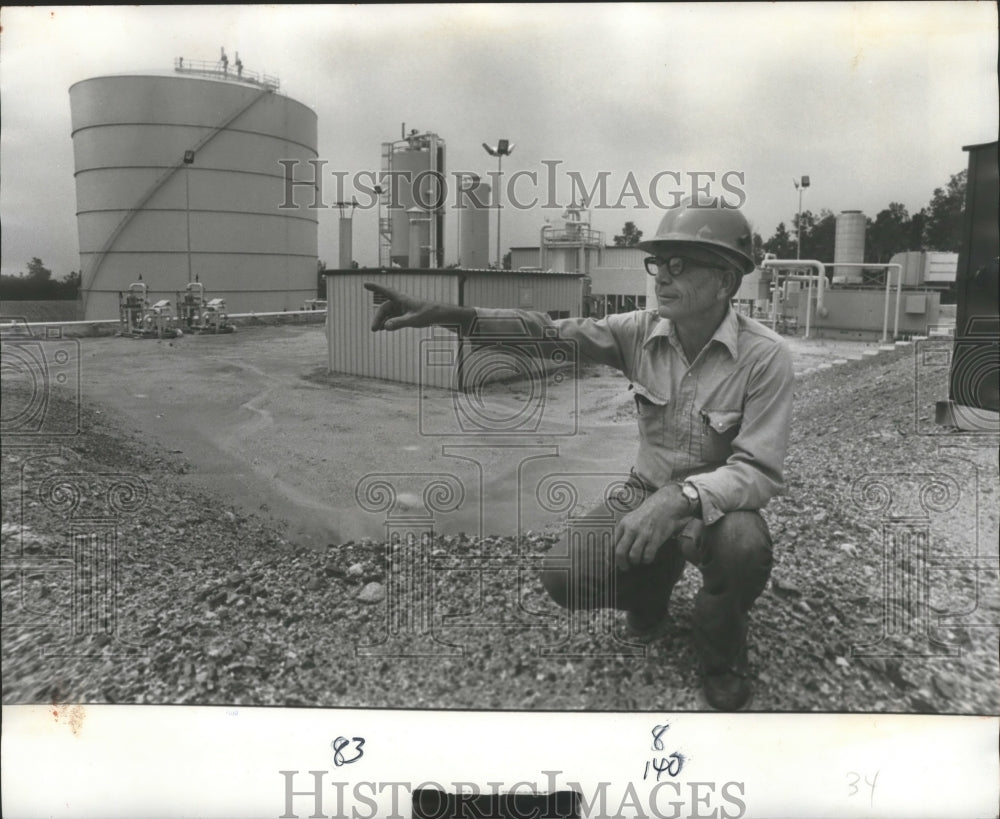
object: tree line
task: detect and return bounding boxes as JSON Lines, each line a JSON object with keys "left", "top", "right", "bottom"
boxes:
{"left": 758, "top": 169, "right": 966, "bottom": 264}
{"left": 614, "top": 169, "right": 967, "bottom": 265}
{"left": 0, "top": 258, "right": 81, "bottom": 300}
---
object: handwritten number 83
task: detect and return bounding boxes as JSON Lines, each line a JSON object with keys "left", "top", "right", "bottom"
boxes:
{"left": 332, "top": 736, "right": 365, "bottom": 767}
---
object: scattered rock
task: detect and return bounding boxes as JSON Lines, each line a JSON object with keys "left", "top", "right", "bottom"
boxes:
{"left": 908, "top": 691, "right": 939, "bottom": 713}
{"left": 357, "top": 582, "right": 385, "bottom": 604}
{"left": 931, "top": 673, "right": 958, "bottom": 700}
{"left": 771, "top": 577, "right": 803, "bottom": 599}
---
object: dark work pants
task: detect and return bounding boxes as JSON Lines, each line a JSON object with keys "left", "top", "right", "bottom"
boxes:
{"left": 539, "top": 479, "right": 773, "bottom": 670}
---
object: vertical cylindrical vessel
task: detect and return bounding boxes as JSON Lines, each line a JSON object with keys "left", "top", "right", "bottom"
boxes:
{"left": 386, "top": 131, "right": 445, "bottom": 268}
{"left": 834, "top": 210, "right": 866, "bottom": 282}
{"left": 69, "top": 72, "right": 318, "bottom": 320}
{"left": 458, "top": 175, "right": 491, "bottom": 269}
{"left": 339, "top": 217, "right": 353, "bottom": 269}
{"left": 408, "top": 210, "right": 431, "bottom": 268}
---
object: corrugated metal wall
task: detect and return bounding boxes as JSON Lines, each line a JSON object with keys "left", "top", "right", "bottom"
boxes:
{"left": 596, "top": 247, "right": 647, "bottom": 269}
{"left": 510, "top": 248, "right": 539, "bottom": 270}
{"left": 327, "top": 270, "right": 583, "bottom": 387}
{"left": 590, "top": 247, "right": 646, "bottom": 297}
{"left": 513, "top": 245, "right": 647, "bottom": 296}
{"left": 327, "top": 271, "right": 460, "bottom": 388}
{"left": 464, "top": 273, "right": 582, "bottom": 316}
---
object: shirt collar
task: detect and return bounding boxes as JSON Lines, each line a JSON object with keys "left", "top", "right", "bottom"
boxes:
{"left": 645, "top": 305, "right": 739, "bottom": 359}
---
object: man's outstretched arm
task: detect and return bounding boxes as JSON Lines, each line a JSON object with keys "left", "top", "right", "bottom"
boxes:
{"left": 366, "top": 282, "right": 477, "bottom": 335}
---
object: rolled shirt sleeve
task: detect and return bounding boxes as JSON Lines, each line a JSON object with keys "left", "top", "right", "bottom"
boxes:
{"left": 470, "top": 305, "right": 795, "bottom": 523}
{"left": 471, "top": 307, "right": 636, "bottom": 372}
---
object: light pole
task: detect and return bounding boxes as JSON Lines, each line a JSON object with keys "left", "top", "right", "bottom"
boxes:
{"left": 183, "top": 150, "right": 195, "bottom": 281}
{"left": 373, "top": 184, "right": 383, "bottom": 266}
{"left": 483, "top": 139, "right": 515, "bottom": 269}
{"left": 793, "top": 175, "right": 810, "bottom": 259}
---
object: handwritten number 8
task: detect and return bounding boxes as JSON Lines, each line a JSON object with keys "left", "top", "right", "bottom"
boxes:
{"left": 651, "top": 724, "right": 669, "bottom": 751}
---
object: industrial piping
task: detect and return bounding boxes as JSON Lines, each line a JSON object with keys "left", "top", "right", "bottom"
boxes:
{"left": 821, "top": 262, "right": 903, "bottom": 343}
{"left": 761, "top": 259, "right": 904, "bottom": 342}
{"left": 761, "top": 259, "right": 827, "bottom": 339}
{"left": 539, "top": 224, "right": 552, "bottom": 271}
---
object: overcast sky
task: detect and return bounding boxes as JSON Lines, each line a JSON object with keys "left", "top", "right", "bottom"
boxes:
{"left": 1, "top": 3, "right": 996, "bottom": 278}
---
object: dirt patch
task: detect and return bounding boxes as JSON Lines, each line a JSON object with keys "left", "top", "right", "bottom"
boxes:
{"left": 66, "top": 325, "right": 894, "bottom": 549}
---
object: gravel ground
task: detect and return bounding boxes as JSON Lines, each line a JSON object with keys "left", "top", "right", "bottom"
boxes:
{"left": 2, "top": 342, "right": 998, "bottom": 713}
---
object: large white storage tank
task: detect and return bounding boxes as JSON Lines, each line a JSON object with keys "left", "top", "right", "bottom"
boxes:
{"left": 833, "top": 210, "right": 867, "bottom": 282}
{"left": 458, "top": 174, "right": 490, "bottom": 269}
{"left": 69, "top": 69, "right": 318, "bottom": 320}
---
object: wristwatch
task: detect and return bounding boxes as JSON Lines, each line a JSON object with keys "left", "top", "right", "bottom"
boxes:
{"left": 679, "top": 482, "right": 701, "bottom": 515}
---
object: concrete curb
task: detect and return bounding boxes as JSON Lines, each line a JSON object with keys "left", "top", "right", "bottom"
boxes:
{"left": 794, "top": 335, "right": 927, "bottom": 379}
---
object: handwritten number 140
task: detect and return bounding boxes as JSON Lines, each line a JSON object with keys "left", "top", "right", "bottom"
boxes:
{"left": 644, "top": 754, "right": 684, "bottom": 781}
{"left": 645, "top": 724, "right": 683, "bottom": 781}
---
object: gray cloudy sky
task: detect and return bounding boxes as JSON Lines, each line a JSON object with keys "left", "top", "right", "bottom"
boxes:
{"left": 1, "top": 3, "right": 996, "bottom": 277}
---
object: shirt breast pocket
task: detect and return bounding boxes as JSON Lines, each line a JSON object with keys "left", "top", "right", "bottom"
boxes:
{"left": 700, "top": 409, "right": 742, "bottom": 463}
{"left": 634, "top": 391, "right": 668, "bottom": 447}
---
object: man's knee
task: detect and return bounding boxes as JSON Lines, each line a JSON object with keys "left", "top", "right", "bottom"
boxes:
{"left": 703, "top": 511, "right": 772, "bottom": 559}
{"left": 698, "top": 511, "right": 773, "bottom": 597}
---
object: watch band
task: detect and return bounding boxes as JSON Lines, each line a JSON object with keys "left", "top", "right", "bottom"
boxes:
{"left": 679, "top": 482, "right": 701, "bottom": 514}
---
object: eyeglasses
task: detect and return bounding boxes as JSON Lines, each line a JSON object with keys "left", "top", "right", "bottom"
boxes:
{"left": 643, "top": 255, "right": 731, "bottom": 277}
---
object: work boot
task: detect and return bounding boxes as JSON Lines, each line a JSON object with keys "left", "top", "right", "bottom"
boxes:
{"left": 700, "top": 640, "right": 752, "bottom": 711}
{"left": 693, "top": 593, "right": 753, "bottom": 711}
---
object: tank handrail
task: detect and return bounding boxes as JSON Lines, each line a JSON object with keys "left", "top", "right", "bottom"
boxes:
{"left": 174, "top": 57, "right": 280, "bottom": 91}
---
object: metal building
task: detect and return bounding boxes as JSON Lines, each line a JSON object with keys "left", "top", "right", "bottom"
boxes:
{"left": 833, "top": 210, "right": 867, "bottom": 282}
{"left": 326, "top": 268, "right": 583, "bottom": 388}
{"left": 511, "top": 243, "right": 647, "bottom": 318}
{"left": 69, "top": 58, "right": 318, "bottom": 320}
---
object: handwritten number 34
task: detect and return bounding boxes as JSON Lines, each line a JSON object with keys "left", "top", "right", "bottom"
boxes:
{"left": 846, "top": 771, "right": 879, "bottom": 806}
{"left": 332, "top": 736, "right": 365, "bottom": 766}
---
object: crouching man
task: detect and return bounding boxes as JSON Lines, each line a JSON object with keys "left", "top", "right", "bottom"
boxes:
{"left": 366, "top": 199, "right": 794, "bottom": 710}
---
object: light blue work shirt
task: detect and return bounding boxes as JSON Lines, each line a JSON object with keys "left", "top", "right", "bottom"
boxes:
{"left": 471, "top": 306, "right": 795, "bottom": 525}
